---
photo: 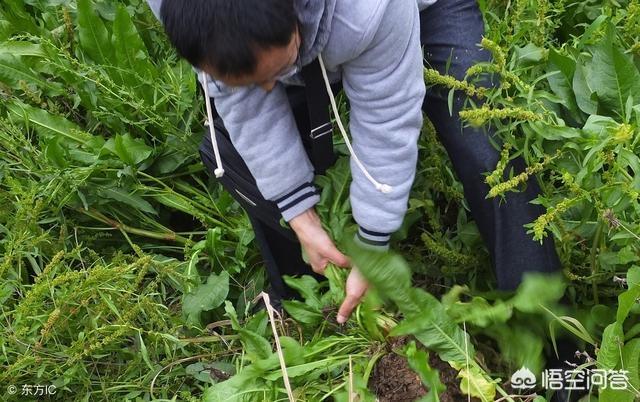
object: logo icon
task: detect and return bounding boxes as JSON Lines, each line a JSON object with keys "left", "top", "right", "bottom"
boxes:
{"left": 511, "top": 366, "right": 537, "bottom": 390}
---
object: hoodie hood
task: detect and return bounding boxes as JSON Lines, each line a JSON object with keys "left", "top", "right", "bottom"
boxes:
{"left": 294, "top": 0, "right": 337, "bottom": 65}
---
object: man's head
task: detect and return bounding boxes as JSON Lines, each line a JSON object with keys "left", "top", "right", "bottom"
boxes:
{"left": 160, "top": 0, "right": 301, "bottom": 91}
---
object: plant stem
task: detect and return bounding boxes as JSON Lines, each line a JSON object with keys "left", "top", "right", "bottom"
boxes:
{"left": 590, "top": 221, "right": 603, "bottom": 305}
{"left": 77, "top": 208, "right": 189, "bottom": 244}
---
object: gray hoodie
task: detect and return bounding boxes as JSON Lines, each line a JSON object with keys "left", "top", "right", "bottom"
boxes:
{"left": 147, "top": 0, "right": 436, "bottom": 246}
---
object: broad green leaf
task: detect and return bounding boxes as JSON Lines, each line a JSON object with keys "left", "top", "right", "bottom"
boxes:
{"left": 628, "top": 266, "right": 640, "bottom": 288}
{"left": 323, "top": 263, "right": 347, "bottom": 306}
{"left": 597, "top": 322, "right": 623, "bottom": 370}
{"left": 97, "top": 187, "right": 157, "bottom": 215}
{"left": 77, "top": 0, "right": 114, "bottom": 64}
{"left": 282, "top": 275, "right": 321, "bottom": 309}
{"left": 598, "top": 338, "right": 639, "bottom": 402}
{"left": 582, "top": 115, "right": 618, "bottom": 138}
{"left": 620, "top": 339, "right": 640, "bottom": 394}
{"left": 104, "top": 133, "right": 153, "bottom": 165}
{"left": 591, "top": 304, "right": 615, "bottom": 327}
{"left": 44, "top": 136, "right": 68, "bottom": 169}
{"left": 237, "top": 328, "right": 273, "bottom": 362}
{"left": 224, "top": 300, "right": 241, "bottom": 330}
{"left": 510, "top": 273, "right": 566, "bottom": 313}
{"left": 0, "top": 41, "right": 45, "bottom": 57}
{"left": 279, "top": 336, "right": 306, "bottom": 367}
{"left": 243, "top": 310, "right": 268, "bottom": 337}
{"left": 182, "top": 271, "right": 229, "bottom": 327}
{"left": 282, "top": 300, "right": 322, "bottom": 325}
{"left": 405, "top": 341, "right": 444, "bottom": 402}
{"left": 264, "top": 357, "right": 348, "bottom": 380}
{"left": 529, "top": 121, "right": 582, "bottom": 141}
{"left": 151, "top": 193, "right": 196, "bottom": 216}
{"left": 342, "top": 235, "right": 413, "bottom": 310}
{"left": 0, "top": 54, "right": 64, "bottom": 96}
{"left": 547, "top": 49, "right": 580, "bottom": 119}
{"left": 202, "top": 366, "right": 264, "bottom": 402}
{"left": 514, "top": 43, "right": 547, "bottom": 67}
{"left": 617, "top": 285, "right": 640, "bottom": 324}
{"left": 344, "top": 235, "right": 473, "bottom": 363}
{"left": 484, "top": 324, "right": 544, "bottom": 375}
{"left": 113, "top": 5, "right": 154, "bottom": 84}
{"left": 315, "top": 157, "right": 353, "bottom": 243}
{"left": 391, "top": 288, "right": 475, "bottom": 364}
{"left": 585, "top": 25, "right": 640, "bottom": 116}
{"left": 447, "top": 297, "right": 513, "bottom": 327}
{"left": 573, "top": 59, "right": 598, "bottom": 115}
{"left": 6, "top": 101, "right": 88, "bottom": 143}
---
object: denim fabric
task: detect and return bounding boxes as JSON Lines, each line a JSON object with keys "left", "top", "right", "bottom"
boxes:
{"left": 419, "top": 0, "right": 561, "bottom": 290}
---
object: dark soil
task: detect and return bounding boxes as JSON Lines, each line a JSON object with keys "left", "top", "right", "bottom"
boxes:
{"left": 370, "top": 336, "right": 480, "bottom": 402}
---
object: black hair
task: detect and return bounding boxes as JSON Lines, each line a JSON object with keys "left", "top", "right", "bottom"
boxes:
{"left": 160, "top": 0, "right": 298, "bottom": 77}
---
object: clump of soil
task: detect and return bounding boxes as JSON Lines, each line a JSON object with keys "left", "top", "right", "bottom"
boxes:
{"left": 370, "top": 336, "right": 480, "bottom": 402}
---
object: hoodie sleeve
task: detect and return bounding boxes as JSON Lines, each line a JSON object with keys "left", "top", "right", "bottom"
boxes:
{"left": 340, "top": 0, "right": 425, "bottom": 247}
{"left": 211, "top": 81, "right": 320, "bottom": 221}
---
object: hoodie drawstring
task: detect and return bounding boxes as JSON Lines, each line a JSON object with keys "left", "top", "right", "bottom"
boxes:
{"left": 200, "top": 59, "right": 392, "bottom": 194}
{"left": 201, "top": 71, "right": 225, "bottom": 178}
{"left": 317, "top": 55, "right": 393, "bottom": 194}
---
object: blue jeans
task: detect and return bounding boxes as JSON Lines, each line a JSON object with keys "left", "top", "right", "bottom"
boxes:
{"left": 419, "top": 0, "right": 560, "bottom": 290}
{"left": 200, "top": 0, "right": 561, "bottom": 298}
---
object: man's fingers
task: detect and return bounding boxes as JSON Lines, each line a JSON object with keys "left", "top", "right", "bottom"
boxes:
{"left": 337, "top": 293, "right": 362, "bottom": 324}
{"left": 326, "top": 245, "right": 350, "bottom": 268}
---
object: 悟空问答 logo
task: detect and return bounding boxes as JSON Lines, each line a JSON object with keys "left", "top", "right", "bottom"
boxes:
{"left": 511, "top": 366, "right": 537, "bottom": 390}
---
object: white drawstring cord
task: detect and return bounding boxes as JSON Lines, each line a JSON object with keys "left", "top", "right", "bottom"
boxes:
{"left": 201, "top": 72, "right": 225, "bottom": 178}
{"left": 317, "top": 55, "right": 393, "bottom": 194}
{"left": 201, "top": 60, "right": 392, "bottom": 193}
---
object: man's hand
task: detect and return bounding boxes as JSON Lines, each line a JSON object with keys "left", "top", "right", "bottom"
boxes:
{"left": 289, "top": 208, "right": 350, "bottom": 275}
{"left": 337, "top": 266, "right": 368, "bottom": 324}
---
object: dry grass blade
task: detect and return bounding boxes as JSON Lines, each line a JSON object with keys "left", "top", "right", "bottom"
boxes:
{"left": 259, "top": 291, "right": 295, "bottom": 402}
